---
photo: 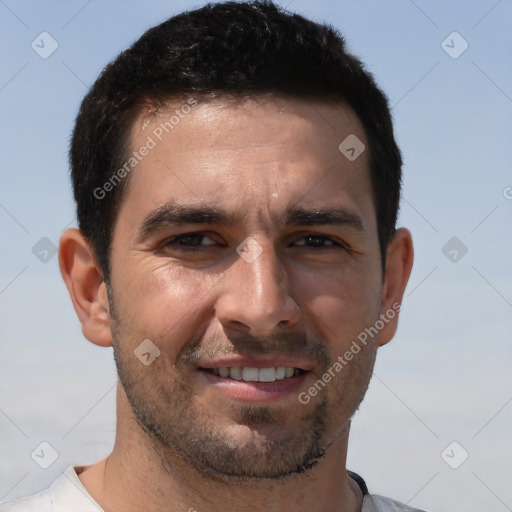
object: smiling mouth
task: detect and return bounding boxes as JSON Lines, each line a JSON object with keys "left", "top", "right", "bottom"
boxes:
{"left": 201, "top": 366, "right": 306, "bottom": 382}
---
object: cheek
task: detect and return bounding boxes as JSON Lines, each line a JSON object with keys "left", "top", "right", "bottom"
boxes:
{"left": 112, "top": 262, "right": 218, "bottom": 351}
{"left": 294, "top": 264, "right": 382, "bottom": 349}
{"left": 307, "top": 294, "right": 380, "bottom": 349}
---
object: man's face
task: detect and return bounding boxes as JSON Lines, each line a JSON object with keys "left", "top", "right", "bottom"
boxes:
{"left": 108, "top": 97, "right": 384, "bottom": 480}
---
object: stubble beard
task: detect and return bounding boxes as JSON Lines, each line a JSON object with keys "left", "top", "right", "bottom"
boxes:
{"left": 108, "top": 293, "right": 376, "bottom": 484}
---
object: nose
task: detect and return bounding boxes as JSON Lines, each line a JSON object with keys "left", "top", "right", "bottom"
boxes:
{"left": 215, "top": 239, "right": 301, "bottom": 336}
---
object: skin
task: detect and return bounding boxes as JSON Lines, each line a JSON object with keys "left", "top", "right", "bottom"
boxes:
{"left": 59, "top": 96, "right": 413, "bottom": 512}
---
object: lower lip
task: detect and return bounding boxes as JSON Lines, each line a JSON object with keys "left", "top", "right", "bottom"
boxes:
{"left": 198, "top": 370, "right": 308, "bottom": 403}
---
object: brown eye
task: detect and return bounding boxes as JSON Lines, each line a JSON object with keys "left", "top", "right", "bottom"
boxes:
{"left": 164, "top": 233, "right": 218, "bottom": 249}
{"left": 293, "top": 235, "right": 345, "bottom": 249}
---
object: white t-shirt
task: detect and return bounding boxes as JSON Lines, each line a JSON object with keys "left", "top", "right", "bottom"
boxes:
{"left": 0, "top": 466, "right": 427, "bottom": 512}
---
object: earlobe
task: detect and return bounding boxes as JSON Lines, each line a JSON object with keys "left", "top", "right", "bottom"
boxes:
{"left": 59, "top": 228, "right": 113, "bottom": 348}
{"left": 378, "top": 228, "right": 414, "bottom": 347}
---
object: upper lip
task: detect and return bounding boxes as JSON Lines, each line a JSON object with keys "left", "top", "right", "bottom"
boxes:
{"left": 198, "top": 354, "right": 314, "bottom": 371}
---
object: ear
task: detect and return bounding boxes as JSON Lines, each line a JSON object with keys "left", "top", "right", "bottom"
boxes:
{"left": 59, "top": 228, "right": 113, "bottom": 347}
{"left": 378, "top": 228, "right": 414, "bottom": 347}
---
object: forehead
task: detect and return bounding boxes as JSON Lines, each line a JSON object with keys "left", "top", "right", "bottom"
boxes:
{"left": 117, "top": 96, "right": 374, "bottom": 230}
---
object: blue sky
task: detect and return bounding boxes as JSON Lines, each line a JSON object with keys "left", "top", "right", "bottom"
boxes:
{"left": 1, "top": 1, "right": 511, "bottom": 510}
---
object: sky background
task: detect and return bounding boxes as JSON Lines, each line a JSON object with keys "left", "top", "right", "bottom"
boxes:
{"left": 0, "top": 0, "right": 511, "bottom": 510}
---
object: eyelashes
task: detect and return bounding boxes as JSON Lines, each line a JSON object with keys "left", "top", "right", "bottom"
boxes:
{"left": 162, "top": 232, "right": 349, "bottom": 252}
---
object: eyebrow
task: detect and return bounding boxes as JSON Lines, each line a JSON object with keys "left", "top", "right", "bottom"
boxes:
{"left": 137, "top": 203, "right": 235, "bottom": 241}
{"left": 282, "top": 205, "right": 366, "bottom": 233}
{"left": 136, "top": 202, "right": 366, "bottom": 241}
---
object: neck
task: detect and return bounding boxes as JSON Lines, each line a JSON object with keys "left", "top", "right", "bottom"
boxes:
{"left": 79, "top": 385, "right": 362, "bottom": 512}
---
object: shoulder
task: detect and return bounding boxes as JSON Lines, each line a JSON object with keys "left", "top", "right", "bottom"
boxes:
{"left": 0, "top": 490, "right": 53, "bottom": 512}
{"left": 348, "top": 471, "right": 427, "bottom": 512}
{"left": 363, "top": 494, "right": 428, "bottom": 512}
{"left": 0, "top": 465, "right": 102, "bottom": 512}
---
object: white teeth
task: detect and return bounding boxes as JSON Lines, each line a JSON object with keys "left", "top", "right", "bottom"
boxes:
{"left": 258, "top": 367, "right": 276, "bottom": 382}
{"left": 230, "top": 366, "right": 242, "bottom": 380}
{"left": 241, "top": 367, "right": 259, "bottom": 381}
{"left": 208, "top": 366, "right": 300, "bottom": 382}
{"left": 275, "top": 367, "right": 286, "bottom": 380}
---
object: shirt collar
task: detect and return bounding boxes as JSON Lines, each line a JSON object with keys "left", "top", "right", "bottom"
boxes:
{"left": 50, "top": 466, "right": 103, "bottom": 512}
{"left": 50, "top": 467, "right": 372, "bottom": 512}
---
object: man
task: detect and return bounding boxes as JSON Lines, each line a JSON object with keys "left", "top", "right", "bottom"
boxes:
{"left": 1, "top": 1, "right": 417, "bottom": 510}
